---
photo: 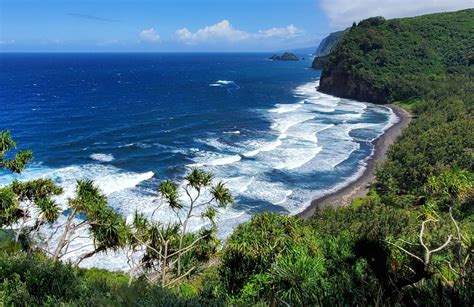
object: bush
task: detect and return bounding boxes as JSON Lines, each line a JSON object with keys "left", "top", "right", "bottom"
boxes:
{"left": 220, "top": 213, "right": 324, "bottom": 303}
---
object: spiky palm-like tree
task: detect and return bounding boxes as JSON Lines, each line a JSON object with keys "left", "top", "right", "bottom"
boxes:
{"left": 52, "top": 179, "right": 128, "bottom": 266}
{"left": 126, "top": 168, "right": 233, "bottom": 287}
{"left": 0, "top": 130, "right": 62, "bottom": 244}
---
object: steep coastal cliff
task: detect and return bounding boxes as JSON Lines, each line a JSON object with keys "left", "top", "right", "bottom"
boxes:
{"left": 319, "top": 9, "right": 474, "bottom": 103}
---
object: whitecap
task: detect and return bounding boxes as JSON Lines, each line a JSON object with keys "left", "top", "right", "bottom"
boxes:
{"left": 270, "top": 103, "right": 303, "bottom": 114}
{"left": 273, "top": 142, "right": 323, "bottom": 170}
{"left": 223, "top": 130, "right": 240, "bottom": 134}
{"left": 209, "top": 80, "right": 236, "bottom": 87}
{"left": 216, "top": 80, "right": 234, "bottom": 85}
{"left": 90, "top": 153, "right": 115, "bottom": 162}
{"left": 189, "top": 154, "right": 241, "bottom": 167}
{"left": 270, "top": 113, "right": 316, "bottom": 134}
{"left": 224, "top": 176, "right": 255, "bottom": 193}
{"left": 245, "top": 180, "right": 293, "bottom": 205}
{"left": 242, "top": 138, "right": 283, "bottom": 157}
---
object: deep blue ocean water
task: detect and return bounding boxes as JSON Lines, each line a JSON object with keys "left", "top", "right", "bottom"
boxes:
{"left": 0, "top": 53, "right": 396, "bottom": 269}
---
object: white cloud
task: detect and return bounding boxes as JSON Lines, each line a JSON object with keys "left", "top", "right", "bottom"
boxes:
{"left": 139, "top": 28, "right": 160, "bottom": 43}
{"left": 0, "top": 40, "right": 15, "bottom": 46}
{"left": 176, "top": 20, "right": 247, "bottom": 44}
{"left": 320, "top": 0, "right": 473, "bottom": 28}
{"left": 257, "top": 24, "right": 301, "bottom": 38}
{"left": 176, "top": 20, "right": 303, "bottom": 44}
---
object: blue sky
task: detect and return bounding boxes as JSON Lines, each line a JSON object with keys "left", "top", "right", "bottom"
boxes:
{"left": 0, "top": 0, "right": 472, "bottom": 52}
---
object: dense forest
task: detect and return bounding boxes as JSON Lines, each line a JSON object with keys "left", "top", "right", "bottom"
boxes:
{"left": 1, "top": 9, "right": 473, "bottom": 306}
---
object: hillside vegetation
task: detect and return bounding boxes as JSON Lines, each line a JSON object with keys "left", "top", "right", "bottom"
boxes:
{"left": 319, "top": 9, "right": 474, "bottom": 103}
{"left": 314, "top": 29, "right": 347, "bottom": 56}
{"left": 1, "top": 9, "right": 473, "bottom": 306}
{"left": 311, "top": 29, "right": 348, "bottom": 68}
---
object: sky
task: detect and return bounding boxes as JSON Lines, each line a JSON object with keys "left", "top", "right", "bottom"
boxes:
{"left": 0, "top": 0, "right": 472, "bottom": 52}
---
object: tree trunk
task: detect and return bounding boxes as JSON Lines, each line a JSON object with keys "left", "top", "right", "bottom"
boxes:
{"left": 74, "top": 250, "right": 97, "bottom": 267}
{"left": 162, "top": 240, "right": 168, "bottom": 288}
{"left": 52, "top": 209, "right": 76, "bottom": 260}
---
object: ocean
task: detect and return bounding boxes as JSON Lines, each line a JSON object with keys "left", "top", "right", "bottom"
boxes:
{"left": 0, "top": 53, "right": 397, "bottom": 269}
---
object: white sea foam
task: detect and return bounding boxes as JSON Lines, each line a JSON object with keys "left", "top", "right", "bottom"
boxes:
{"left": 270, "top": 103, "right": 303, "bottom": 114}
{"left": 196, "top": 137, "right": 237, "bottom": 152}
{"left": 274, "top": 189, "right": 294, "bottom": 205}
{"left": 90, "top": 153, "right": 115, "bottom": 162}
{"left": 119, "top": 142, "right": 152, "bottom": 149}
{"left": 380, "top": 105, "right": 400, "bottom": 133}
{"left": 217, "top": 80, "right": 234, "bottom": 85}
{"left": 270, "top": 113, "right": 316, "bottom": 134}
{"left": 242, "top": 138, "right": 283, "bottom": 157}
{"left": 93, "top": 171, "right": 154, "bottom": 195}
{"left": 225, "top": 176, "right": 255, "bottom": 193}
{"left": 189, "top": 153, "right": 242, "bottom": 167}
{"left": 209, "top": 80, "right": 236, "bottom": 87}
{"left": 244, "top": 180, "right": 293, "bottom": 205}
{"left": 272, "top": 142, "right": 323, "bottom": 170}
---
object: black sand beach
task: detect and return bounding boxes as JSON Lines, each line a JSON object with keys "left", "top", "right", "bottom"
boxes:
{"left": 298, "top": 104, "right": 412, "bottom": 219}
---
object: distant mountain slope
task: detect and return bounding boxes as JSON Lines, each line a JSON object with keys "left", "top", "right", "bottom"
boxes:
{"left": 311, "top": 29, "right": 348, "bottom": 69}
{"left": 314, "top": 29, "right": 348, "bottom": 56}
{"left": 319, "top": 9, "right": 474, "bottom": 103}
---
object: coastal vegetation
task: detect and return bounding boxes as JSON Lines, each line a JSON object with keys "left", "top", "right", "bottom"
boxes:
{"left": 314, "top": 29, "right": 348, "bottom": 57}
{"left": 1, "top": 8, "right": 473, "bottom": 306}
{"left": 311, "top": 28, "right": 348, "bottom": 69}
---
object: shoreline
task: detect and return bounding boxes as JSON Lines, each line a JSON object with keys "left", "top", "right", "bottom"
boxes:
{"left": 298, "top": 103, "right": 412, "bottom": 220}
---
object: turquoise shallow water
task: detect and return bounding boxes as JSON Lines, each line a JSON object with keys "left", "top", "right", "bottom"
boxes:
{"left": 0, "top": 53, "right": 396, "bottom": 269}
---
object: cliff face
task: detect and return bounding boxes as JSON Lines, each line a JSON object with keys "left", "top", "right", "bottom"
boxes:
{"left": 318, "top": 9, "right": 474, "bottom": 104}
{"left": 314, "top": 29, "right": 347, "bottom": 57}
{"left": 319, "top": 65, "right": 388, "bottom": 103}
{"left": 311, "top": 29, "right": 348, "bottom": 69}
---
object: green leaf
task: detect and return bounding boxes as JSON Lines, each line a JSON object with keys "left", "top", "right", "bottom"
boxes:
{"left": 210, "top": 182, "right": 233, "bottom": 208}
{"left": 185, "top": 168, "right": 213, "bottom": 191}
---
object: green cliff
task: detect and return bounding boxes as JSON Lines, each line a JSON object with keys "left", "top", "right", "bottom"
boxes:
{"left": 314, "top": 29, "right": 348, "bottom": 56}
{"left": 319, "top": 9, "right": 474, "bottom": 103}
{"left": 311, "top": 29, "right": 348, "bottom": 69}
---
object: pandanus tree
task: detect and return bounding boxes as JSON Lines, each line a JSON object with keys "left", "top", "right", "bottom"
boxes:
{"left": 1, "top": 130, "right": 127, "bottom": 266}
{"left": 126, "top": 168, "right": 233, "bottom": 287}
{"left": 0, "top": 130, "right": 63, "bottom": 245}
{"left": 0, "top": 130, "right": 33, "bottom": 174}
{"left": 51, "top": 179, "right": 128, "bottom": 266}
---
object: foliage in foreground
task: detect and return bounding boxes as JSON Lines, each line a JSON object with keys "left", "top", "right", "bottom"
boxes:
{"left": 0, "top": 250, "right": 221, "bottom": 306}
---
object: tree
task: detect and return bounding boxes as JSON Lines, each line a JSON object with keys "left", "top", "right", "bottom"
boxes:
{"left": 0, "top": 130, "right": 32, "bottom": 174}
{"left": 50, "top": 179, "right": 128, "bottom": 266}
{"left": 1, "top": 131, "right": 128, "bottom": 266}
{"left": 9, "top": 179, "right": 63, "bottom": 243}
{"left": 0, "top": 130, "right": 63, "bottom": 245}
{"left": 385, "top": 169, "right": 473, "bottom": 301}
{"left": 126, "top": 168, "right": 233, "bottom": 287}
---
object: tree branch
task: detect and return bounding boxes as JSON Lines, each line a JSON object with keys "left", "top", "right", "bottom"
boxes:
{"left": 385, "top": 240, "right": 424, "bottom": 263}
{"left": 165, "top": 266, "right": 196, "bottom": 287}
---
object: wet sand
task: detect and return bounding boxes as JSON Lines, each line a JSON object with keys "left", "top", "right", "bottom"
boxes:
{"left": 298, "top": 104, "right": 412, "bottom": 220}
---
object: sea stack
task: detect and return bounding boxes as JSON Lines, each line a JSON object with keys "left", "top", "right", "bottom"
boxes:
{"left": 270, "top": 52, "right": 299, "bottom": 61}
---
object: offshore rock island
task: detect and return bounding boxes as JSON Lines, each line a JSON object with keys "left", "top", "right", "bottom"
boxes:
{"left": 269, "top": 52, "right": 299, "bottom": 61}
